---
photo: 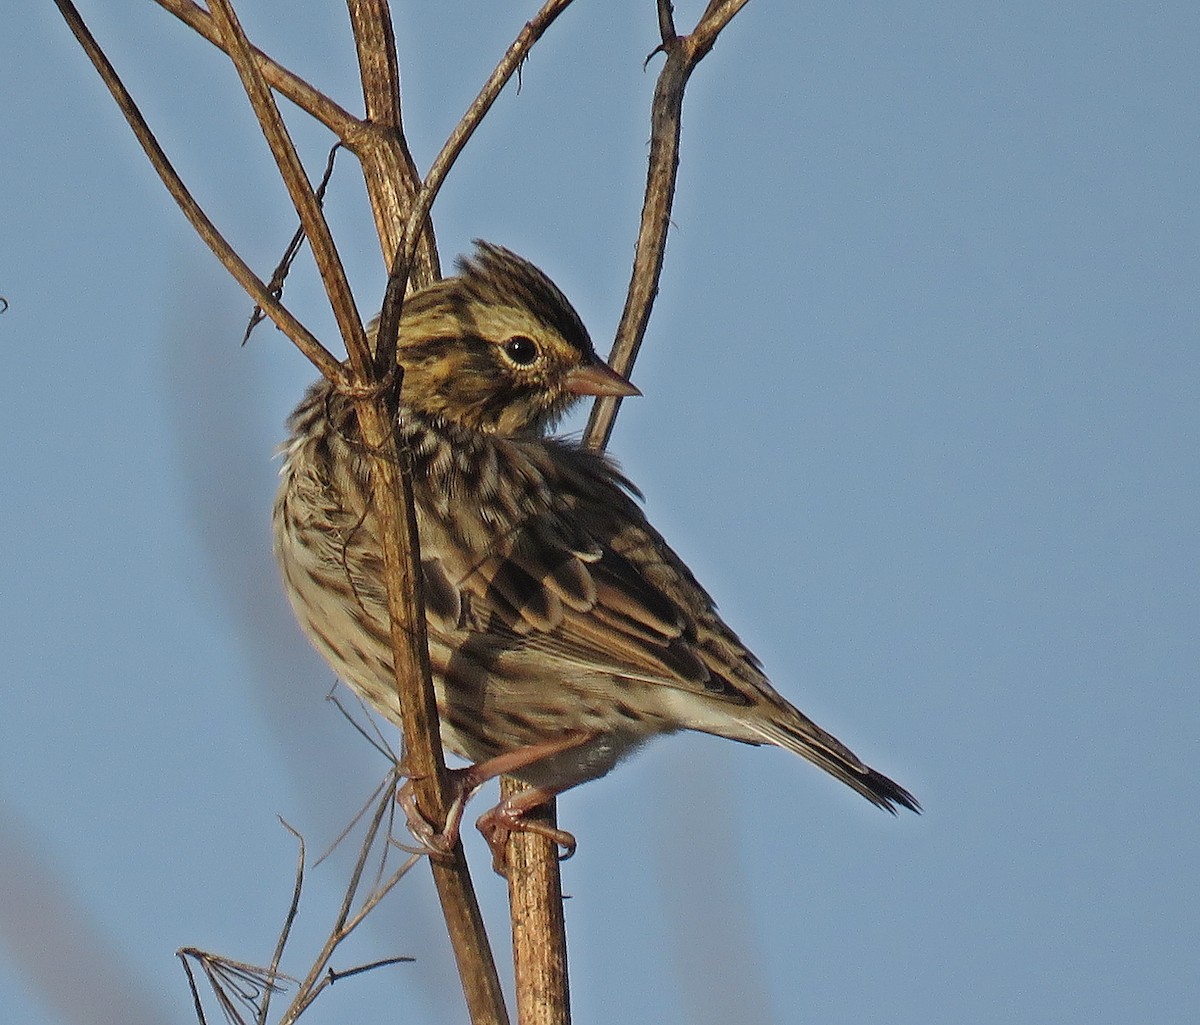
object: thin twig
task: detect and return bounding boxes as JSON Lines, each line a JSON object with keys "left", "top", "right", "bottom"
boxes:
{"left": 313, "top": 768, "right": 395, "bottom": 869}
{"left": 274, "top": 783, "right": 419, "bottom": 1024}
{"left": 178, "top": 948, "right": 293, "bottom": 1025}
{"left": 374, "top": 0, "right": 578, "bottom": 383}
{"left": 340, "top": 851, "right": 420, "bottom": 936}
{"left": 152, "top": 0, "right": 361, "bottom": 137}
{"left": 180, "top": 954, "right": 212, "bottom": 1025}
{"left": 51, "top": 0, "right": 342, "bottom": 382}
{"left": 325, "top": 956, "right": 416, "bottom": 984}
{"left": 244, "top": 142, "right": 344, "bottom": 346}
{"left": 259, "top": 821, "right": 306, "bottom": 1025}
{"left": 345, "top": 0, "right": 441, "bottom": 289}
{"left": 327, "top": 689, "right": 400, "bottom": 765}
{"left": 281, "top": 856, "right": 420, "bottom": 1023}
{"left": 332, "top": 766, "right": 397, "bottom": 934}
{"left": 206, "top": 0, "right": 371, "bottom": 379}
{"left": 585, "top": 0, "right": 751, "bottom": 450}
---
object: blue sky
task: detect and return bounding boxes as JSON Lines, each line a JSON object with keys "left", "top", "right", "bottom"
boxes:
{"left": 3, "top": 3, "right": 1198, "bottom": 1023}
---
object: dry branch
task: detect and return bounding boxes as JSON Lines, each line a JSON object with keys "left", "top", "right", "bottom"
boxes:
{"left": 200, "top": 5, "right": 507, "bottom": 1022}
{"left": 153, "top": 0, "right": 360, "bottom": 135}
{"left": 55, "top": 1, "right": 754, "bottom": 1023}
{"left": 54, "top": 1, "right": 505, "bottom": 1022}
{"left": 176, "top": 781, "right": 419, "bottom": 1025}
{"left": 53, "top": 0, "right": 342, "bottom": 382}
{"left": 206, "top": 1, "right": 370, "bottom": 371}
{"left": 373, "top": 0, "right": 578, "bottom": 388}
{"left": 585, "top": 0, "right": 752, "bottom": 448}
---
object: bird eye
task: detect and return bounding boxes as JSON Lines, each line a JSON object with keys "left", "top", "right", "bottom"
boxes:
{"left": 502, "top": 335, "right": 539, "bottom": 367}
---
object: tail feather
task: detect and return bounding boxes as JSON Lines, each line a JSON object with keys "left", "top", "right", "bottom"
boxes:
{"left": 748, "top": 715, "right": 921, "bottom": 815}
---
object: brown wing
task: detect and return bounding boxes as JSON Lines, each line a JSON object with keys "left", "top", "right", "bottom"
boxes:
{"left": 419, "top": 436, "right": 919, "bottom": 814}
{"left": 424, "top": 437, "right": 764, "bottom": 705}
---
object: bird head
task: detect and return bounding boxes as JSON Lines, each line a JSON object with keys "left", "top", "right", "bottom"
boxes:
{"left": 389, "top": 241, "right": 638, "bottom": 435}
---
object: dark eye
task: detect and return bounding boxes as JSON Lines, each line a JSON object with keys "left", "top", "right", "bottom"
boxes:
{"left": 502, "top": 335, "right": 539, "bottom": 367}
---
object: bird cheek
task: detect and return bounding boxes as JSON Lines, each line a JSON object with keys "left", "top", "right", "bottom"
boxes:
{"left": 496, "top": 403, "right": 533, "bottom": 435}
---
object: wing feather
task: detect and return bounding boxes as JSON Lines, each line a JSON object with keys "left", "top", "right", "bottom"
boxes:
{"left": 420, "top": 436, "right": 766, "bottom": 708}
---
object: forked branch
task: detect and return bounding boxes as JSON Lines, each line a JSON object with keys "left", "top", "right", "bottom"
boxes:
{"left": 53, "top": 0, "right": 342, "bottom": 382}
{"left": 177, "top": 780, "right": 419, "bottom": 1025}
{"left": 55, "top": 2, "right": 753, "bottom": 1024}
{"left": 54, "top": 1, "right": 504, "bottom": 1022}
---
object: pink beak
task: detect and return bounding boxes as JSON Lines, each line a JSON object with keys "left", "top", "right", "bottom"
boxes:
{"left": 564, "top": 358, "right": 641, "bottom": 398}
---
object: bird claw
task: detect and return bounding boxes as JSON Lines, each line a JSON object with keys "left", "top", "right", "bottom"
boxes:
{"left": 397, "top": 777, "right": 576, "bottom": 876}
{"left": 395, "top": 734, "right": 592, "bottom": 870}
{"left": 396, "top": 772, "right": 472, "bottom": 859}
{"left": 476, "top": 802, "right": 577, "bottom": 877}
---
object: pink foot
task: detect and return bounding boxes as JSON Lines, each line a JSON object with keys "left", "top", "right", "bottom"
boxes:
{"left": 396, "top": 767, "right": 479, "bottom": 856}
{"left": 476, "top": 786, "right": 577, "bottom": 876}
{"left": 395, "top": 732, "right": 593, "bottom": 863}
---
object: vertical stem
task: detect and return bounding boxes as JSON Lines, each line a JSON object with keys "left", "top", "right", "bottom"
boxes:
{"left": 503, "top": 777, "right": 571, "bottom": 1024}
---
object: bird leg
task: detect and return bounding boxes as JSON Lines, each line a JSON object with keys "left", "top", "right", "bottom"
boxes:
{"left": 397, "top": 731, "right": 593, "bottom": 865}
